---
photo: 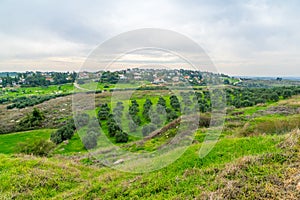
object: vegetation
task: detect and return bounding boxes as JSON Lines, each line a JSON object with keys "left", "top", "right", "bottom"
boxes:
{"left": 7, "top": 93, "right": 70, "bottom": 109}
{"left": 2, "top": 69, "right": 300, "bottom": 199}
{"left": 0, "top": 129, "right": 55, "bottom": 154}
{"left": 50, "top": 119, "right": 76, "bottom": 144}
{"left": 18, "top": 108, "right": 45, "bottom": 129}
{"left": 16, "top": 138, "right": 55, "bottom": 156}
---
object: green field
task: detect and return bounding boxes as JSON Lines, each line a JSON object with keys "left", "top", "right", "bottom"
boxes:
{"left": 1, "top": 84, "right": 74, "bottom": 99}
{"left": 0, "top": 129, "right": 55, "bottom": 154}
{"left": 0, "top": 132, "right": 296, "bottom": 199}
{"left": 1, "top": 81, "right": 300, "bottom": 198}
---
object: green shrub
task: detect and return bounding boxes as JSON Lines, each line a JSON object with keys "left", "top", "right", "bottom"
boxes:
{"left": 82, "top": 133, "right": 98, "bottom": 149}
{"left": 75, "top": 113, "right": 90, "bottom": 128}
{"left": 115, "top": 131, "right": 129, "bottom": 143}
{"left": 16, "top": 139, "right": 55, "bottom": 156}
{"left": 18, "top": 108, "right": 45, "bottom": 129}
{"left": 142, "top": 124, "right": 156, "bottom": 137}
{"left": 50, "top": 120, "right": 76, "bottom": 144}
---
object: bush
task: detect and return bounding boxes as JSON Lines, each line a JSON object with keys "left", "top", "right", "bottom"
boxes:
{"left": 98, "top": 104, "right": 110, "bottom": 120}
{"left": 167, "top": 109, "right": 178, "bottom": 121}
{"left": 75, "top": 113, "right": 90, "bottom": 128}
{"left": 82, "top": 133, "right": 98, "bottom": 149}
{"left": 115, "top": 131, "right": 129, "bottom": 143}
{"left": 18, "top": 108, "right": 45, "bottom": 129}
{"left": 50, "top": 131, "right": 63, "bottom": 144}
{"left": 16, "top": 139, "right": 55, "bottom": 156}
{"left": 50, "top": 120, "right": 76, "bottom": 144}
{"left": 128, "top": 120, "right": 137, "bottom": 132}
{"left": 142, "top": 124, "right": 156, "bottom": 137}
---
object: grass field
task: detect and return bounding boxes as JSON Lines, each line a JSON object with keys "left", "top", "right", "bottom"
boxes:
{"left": 0, "top": 129, "right": 55, "bottom": 154}
{"left": 1, "top": 85, "right": 300, "bottom": 198}
{"left": 1, "top": 84, "right": 74, "bottom": 100}
{"left": 0, "top": 131, "right": 295, "bottom": 199}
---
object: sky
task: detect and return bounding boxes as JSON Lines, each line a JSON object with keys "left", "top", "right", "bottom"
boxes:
{"left": 0, "top": 0, "right": 300, "bottom": 76}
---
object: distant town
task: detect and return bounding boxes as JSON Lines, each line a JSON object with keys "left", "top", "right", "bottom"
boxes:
{"left": 0, "top": 68, "right": 234, "bottom": 88}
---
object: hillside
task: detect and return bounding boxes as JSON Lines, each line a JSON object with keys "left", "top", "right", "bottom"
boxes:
{"left": 1, "top": 71, "right": 300, "bottom": 199}
{"left": 0, "top": 129, "right": 299, "bottom": 199}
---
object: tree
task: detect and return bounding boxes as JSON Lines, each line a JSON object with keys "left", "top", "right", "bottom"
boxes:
{"left": 75, "top": 113, "right": 90, "bottom": 128}
{"left": 142, "top": 124, "right": 156, "bottom": 137}
{"left": 166, "top": 109, "right": 178, "bottom": 121}
{"left": 269, "top": 93, "right": 279, "bottom": 102}
{"left": 100, "top": 71, "right": 120, "bottom": 84}
{"left": 50, "top": 131, "right": 63, "bottom": 144}
{"left": 115, "top": 131, "right": 129, "bottom": 143}
{"left": 50, "top": 119, "right": 76, "bottom": 144}
{"left": 223, "top": 79, "right": 230, "bottom": 85}
{"left": 128, "top": 120, "right": 137, "bottom": 132}
{"left": 98, "top": 104, "right": 110, "bottom": 120}
{"left": 143, "top": 99, "right": 153, "bottom": 121}
{"left": 240, "top": 100, "right": 254, "bottom": 107}
{"left": 107, "top": 115, "right": 121, "bottom": 137}
{"left": 132, "top": 115, "right": 141, "bottom": 126}
{"left": 157, "top": 96, "right": 166, "bottom": 107}
{"left": 170, "top": 95, "right": 180, "bottom": 111}
{"left": 18, "top": 108, "right": 45, "bottom": 129}
{"left": 150, "top": 110, "right": 162, "bottom": 126}
{"left": 82, "top": 133, "right": 98, "bottom": 149}
{"left": 283, "top": 90, "right": 292, "bottom": 99}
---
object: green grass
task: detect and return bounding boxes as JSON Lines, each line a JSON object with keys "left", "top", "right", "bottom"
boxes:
{"left": 1, "top": 84, "right": 74, "bottom": 99}
{"left": 0, "top": 129, "right": 55, "bottom": 154}
{"left": 0, "top": 133, "right": 286, "bottom": 199}
{"left": 75, "top": 81, "right": 150, "bottom": 92}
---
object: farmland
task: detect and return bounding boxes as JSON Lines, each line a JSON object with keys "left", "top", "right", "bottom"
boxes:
{"left": 1, "top": 70, "right": 300, "bottom": 199}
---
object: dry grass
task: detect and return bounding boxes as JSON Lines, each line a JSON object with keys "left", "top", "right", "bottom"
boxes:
{"left": 239, "top": 115, "right": 300, "bottom": 136}
{"left": 199, "top": 129, "right": 300, "bottom": 200}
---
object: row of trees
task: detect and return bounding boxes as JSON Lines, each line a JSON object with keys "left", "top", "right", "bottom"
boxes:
{"left": 96, "top": 96, "right": 182, "bottom": 142}
{"left": 54, "top": 86, "right": 300, "bottom": 148}
{"left": 6, "top": 93, "right": 70, "bottom": 109}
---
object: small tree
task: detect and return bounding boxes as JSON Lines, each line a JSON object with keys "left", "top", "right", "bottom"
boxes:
{"left": 143, "top": 99, "right": 153, "bottom": 121}
{"left": 98, "top": 104, "right": 110, "bottom": 120}
{"left": 107, "top": 115, "right": 121, "bottom": 137}
{"left": 115, "top": 131, "right": 129, "bottom": 143}
{"left": 18, "top": 108, "right": 45, "bottom": 129}
{"left": 142, "top": 124, "right": 156, "bottom": 137}
{"left": 283, "top": 90, "right": 292, "bottom": 99}
{"left": 75, "top": 113, "right": 90, "bottom": 128}
{"left": 170, "top": 95, "right": 180, "bottom": 111}
{"left": 50, "top": 120, "right": 76, "bottom": 144}
{"left": 82, "top": 133, "right": 98, "bottom": 149}
{"left": 157, "top": 96, "right": 166, "bottom": 107}
{"left": 167, "top": 109, "right": 178, "bottom": 121}
{"left": 128, "top": 120, "right": 137, "bottom": 132}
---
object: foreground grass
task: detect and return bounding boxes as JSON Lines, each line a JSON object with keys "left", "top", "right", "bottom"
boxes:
{"left": 0, "top": 133, "right": 289, "bottom": 199}
{"left": 0, "top": 129, "right": 55, "bottom": 154}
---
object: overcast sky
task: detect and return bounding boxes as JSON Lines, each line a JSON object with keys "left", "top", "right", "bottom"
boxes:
{"left": 0, "top": 0, "right": 299, "bottom": 76}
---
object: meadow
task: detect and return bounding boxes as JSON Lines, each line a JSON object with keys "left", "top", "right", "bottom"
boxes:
{"left": 1, "top": 79, "right": 300, "bottom": 199}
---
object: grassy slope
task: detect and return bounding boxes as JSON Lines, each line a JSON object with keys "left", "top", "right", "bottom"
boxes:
{"left": 1, "top": 95, "right": 300, "bottom": 198}
{"left": 1, "top": 84, "right": 74, "bottom": 99}
{"left": 0, "top": 129, "right": 55, "bottom": 154}
{"left": 0, "top": 133, "right": 289, "bottom": 199}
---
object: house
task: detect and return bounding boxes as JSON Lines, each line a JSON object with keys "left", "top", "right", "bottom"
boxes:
{"left": 172, "top": 77, "right": 180, "bottom": 82}
{"left": 152, "top": 78, "right": 165, "bottom": 84}
{"left": 78, "top": 72, "right": 89, "bottom": 79}
{"left": 45, "top": 77, "right": 54, "bottom": 82}
{"left": 119, "top": 74, "right": 127, "bottom": 80}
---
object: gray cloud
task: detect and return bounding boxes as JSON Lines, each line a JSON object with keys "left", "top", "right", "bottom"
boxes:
{"left": 0, "top": 0, "right": 299, "bottom": 76}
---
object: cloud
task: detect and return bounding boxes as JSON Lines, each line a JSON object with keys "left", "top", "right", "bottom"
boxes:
{"left": 0, "top": 0, "right": 299, "bottom": 76}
